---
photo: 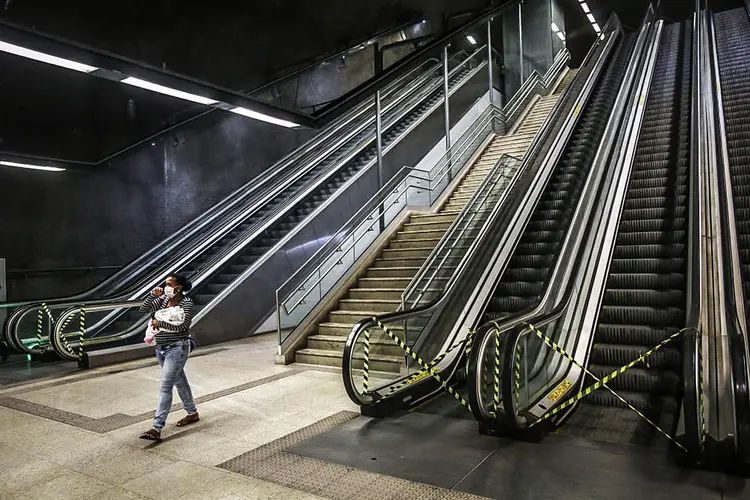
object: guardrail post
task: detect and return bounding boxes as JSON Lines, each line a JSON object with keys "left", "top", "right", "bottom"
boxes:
{"left": 518, "top": 2, "right": 524, "bottom": 83}
{"left": 376, "top": 90, "right": 385, "bottom": 232}
{"left": 443, "top": 46, "right": 452, "bottom": 180}
{"left": 488, "top": 19, "right": 494, "bottom": 108}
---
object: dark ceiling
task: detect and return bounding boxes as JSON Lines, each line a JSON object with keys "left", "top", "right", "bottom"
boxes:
{"left": 0, "top": 0, "right": 745, "bottom": 164}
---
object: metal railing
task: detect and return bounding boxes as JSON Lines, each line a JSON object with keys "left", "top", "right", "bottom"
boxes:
{"left": 276, "top": 46, "right": 569, "bottom": 354}
{"left": 275, "top": 102, "right": 499, "bottom": 349}
{"left": 340, "top": 15, "right": 622, "bottom": 409}
{"left": 401, "top": 49, "right": 570, "bottom": 316}
{"left": 5, "top": 47, "right": 481, "bottom": 356}
{"left": 705, "top": 2, "right": 750, "bottom": 464}
{"left": 468, "top": 5, "right": 705, "bottom": 462}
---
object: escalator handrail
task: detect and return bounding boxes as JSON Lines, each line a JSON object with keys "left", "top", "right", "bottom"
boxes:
{"left": 705, "top": 4, "right": 750, "bottom": 462}
{"left": 468, "top": 5, "right": 662, "bottom": 426}
{"left": 484, "top": 8, "right": 705, "bottom": 460}
{"left": 5, "top": 50, "right": 481, "bottom": 353}
{"left": 341, "top": 14, "right": 623, "bottom": 407}
{"left": 0, "top": 55, "right": 440, "bottom": 313}
{"left": 39, "top": 50, "right": 491, "bottom": 358}
{"left": 277, "top": 105, "right": 497, "bottom": 320}
{"left": 402, "top": 50, "right": 571, "bottom": 309}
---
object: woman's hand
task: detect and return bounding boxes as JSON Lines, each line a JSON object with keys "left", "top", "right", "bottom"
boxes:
{"left": 151, "top": 319, "right": 158, "bottom": 328}
{"left": 152, "top": 287, "right": 164, "bottom": 296}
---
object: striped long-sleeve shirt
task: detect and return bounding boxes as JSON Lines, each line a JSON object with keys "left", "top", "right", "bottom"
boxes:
{"left": 139, "top": 294, "right": 195, "bottom": 346}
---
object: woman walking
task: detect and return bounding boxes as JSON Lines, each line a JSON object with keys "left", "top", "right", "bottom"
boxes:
{"left": 139, "top": 273, "right": 200, "bottom": 441}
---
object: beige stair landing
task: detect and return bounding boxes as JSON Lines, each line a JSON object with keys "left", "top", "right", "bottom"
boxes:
{"left": 294, "top": 70, "right": 577, "bottom": 372}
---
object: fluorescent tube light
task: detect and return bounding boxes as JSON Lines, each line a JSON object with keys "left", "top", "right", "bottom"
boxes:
{"left": 0, "top": 160, "right": 65, "bottom": 172}
{"left": 229, "top": 107, "right": 299, "bottom": 128}
{"left": 551, "top": 22, "right": 560, "bottom": 32}
{"left": 121, "top": 77, "right": 218, "bottom": 105}
{"left": 581, "top": 2, "right": 591, "bottom": 13}
{"left": 466, "top": 35, "right": 477, "bottom": 45}
{"left": 593, "top": 23, "right": 602, "bottom": 33}
{"left": 557, "top": 32, "right": 566, "bottom": 41}
{"left": 0, "top": 40, "right": 97, "bottom": 73}
{"left": 587, "top": 13, "right": 596, "bottom": 24}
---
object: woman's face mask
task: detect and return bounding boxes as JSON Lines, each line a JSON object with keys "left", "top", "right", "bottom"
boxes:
{"left": 164, "top": 286, "right": 176, "bottom": 299}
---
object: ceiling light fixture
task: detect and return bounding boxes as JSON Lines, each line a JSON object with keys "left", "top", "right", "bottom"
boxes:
{"left": 556, "top": 32, "right": 566, "bottom": 41}
{"left": 551, "top": 22, "right": 561, "bottom": 33}
{"left": 121, "top": 77, "right": 218, "bottom": 105}
{"left": 0, "top": 160, "right": 65, "bottom": 172}
{"left": 229, "top": 107, "right": 299, "bottom": 128}
{"left": 0, "top": 40, "right": 97, "bottom": 73}
{"left": 578, "top": 1, "right": 601, "bottom": 34}
{"left": 466, "top": 35, "right": 477, "bottom": 45}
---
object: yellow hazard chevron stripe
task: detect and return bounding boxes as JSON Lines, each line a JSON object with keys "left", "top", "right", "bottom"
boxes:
{"left": 371, "top": 318, "right": 472, "bottom": 412}
{"left": 77, "top": 307, "right": 87, "bottom": 362}
{"left": 523, "top": 323, "right": 694, "bottom": 452}
{"left": 362, "top": 328, "right": 371, "bottom": 395}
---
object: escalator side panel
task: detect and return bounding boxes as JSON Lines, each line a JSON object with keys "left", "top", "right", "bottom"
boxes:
{"left": 483, "top": 37, "right": 635, "bottom": 321}
{"left": 560, "top": 21, "right": 692, "bottom": 448}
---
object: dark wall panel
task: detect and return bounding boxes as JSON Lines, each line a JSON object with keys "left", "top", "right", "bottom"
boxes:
{"left": 0, "top": 114, "right": 312, "bottom": 301}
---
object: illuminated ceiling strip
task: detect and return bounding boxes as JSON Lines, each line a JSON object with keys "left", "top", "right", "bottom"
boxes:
{"left": 230, "top": 107, "right": 299, "bottom": 128}
{"left": 579, "top": 0, "right": 600, "bottom": 33}
{"left": 0, "top": 39, "right": 301, "bottom": 129}
{"left": 122, "top": 77, "right": 218, "bottom": 105}
{"left": 0, "top": 40, "right": 97, "bottom": 72}
{"left": 466, "top": 35, "right": 477, "bottom": 45}
{"left": 0, "top": 160, "right": 65, "bottom": 172}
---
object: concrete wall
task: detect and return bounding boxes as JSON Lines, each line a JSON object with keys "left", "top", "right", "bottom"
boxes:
{"left": 0, "top": 113, "right": 313, "bottom": 301}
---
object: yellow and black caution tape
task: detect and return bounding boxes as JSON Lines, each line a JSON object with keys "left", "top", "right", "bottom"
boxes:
{"left": 370, "top": 318, "right": 472, "bottom": 412}
{"left": 524, "top": 323, "right": 691, "bottom": 452}
{"left": 35, "top": 303, "right": 55, "bottom": 346}
{"left": 380, "top": 331, "right": 475, "bottom": 399}
{"left": 362, "top": 327, "right": 372, "bottom": 394}
{"left": 77, "top": 307, "right": 87, "bottom": 362}
{"left": 57, "top": 311, "right": 78, "bottom": 355}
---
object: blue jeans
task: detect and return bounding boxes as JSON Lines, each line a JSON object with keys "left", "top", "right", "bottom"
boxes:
{"left": 154, "top": 340, "right": 197, "bottom": 431}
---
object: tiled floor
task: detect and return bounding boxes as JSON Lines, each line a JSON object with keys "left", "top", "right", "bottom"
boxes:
{"left": 0, "top": 334, "right": 356, "bottom": 500}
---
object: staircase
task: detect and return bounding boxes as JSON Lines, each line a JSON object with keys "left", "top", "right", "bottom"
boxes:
{"left": 294, "top": 70, "right": 577, "bottom": 372}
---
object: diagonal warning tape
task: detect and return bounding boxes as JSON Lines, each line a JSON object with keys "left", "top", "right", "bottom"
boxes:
{"left": 522, "top": 323, "right": 692, "bottom": 452}
{"left": 370, "top": 318, "right": 472, "bottom": 412}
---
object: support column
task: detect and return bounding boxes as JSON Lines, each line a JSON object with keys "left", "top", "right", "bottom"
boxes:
{"left": 376, "top": 90, "right": 385, "bottom": 231}
{"left": 443, "top": 45, "right": 452, "bottom": 179}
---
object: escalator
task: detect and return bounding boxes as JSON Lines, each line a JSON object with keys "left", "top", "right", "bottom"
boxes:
{"left": 4, "top": 49, "right": 484, "bottom": 355}
{"left": 715, "top": 7, "right": 750, "bottom": 328}
{"left": 558, "top": 20, "right": 692, "bottom": 447}
{"left": 482, "top": 36, "right": 634, "bottom": 322}
{"left": 185, "top": 60, "right": 477, "bottom": 307}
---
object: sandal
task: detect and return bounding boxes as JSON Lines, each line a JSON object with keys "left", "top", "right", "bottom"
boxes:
{"left": 176, "top": 413, "right": 200, "bottom": 427}
{"left": 139, "top": 429, "right": 162, "bottom": 441}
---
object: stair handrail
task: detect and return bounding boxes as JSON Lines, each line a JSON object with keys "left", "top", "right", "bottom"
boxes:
{"left": 340, "top": 14, "right": 625, "bottom": 408}
{"left": 6, "top": 46, "right": 482, "bottom": 354}
{"left": 705, "top": 4, "right": 750, "bottom": 463}
{"left": 401, "top": 50, "right": 571, "bottom": 310}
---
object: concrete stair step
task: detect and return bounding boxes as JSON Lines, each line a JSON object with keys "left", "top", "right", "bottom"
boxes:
{"left": 366, "top": 267, "right": 421, "bottom": 278}
{"left": 357, "top": 277, "right": 413, "bottom": 289}
{"left": 349, "top": 288, "right": 404, "bottom": 300}
{"left": 372, "top": 258, "right": 428, "bottom": 268}
{"left": 394, "top": 229, "right": 448, "bottom": 241}
{"left": 337, "top": 298, "right": 401, "bottom": 313}
{"left": 381, "top": 247, "right": 436, "bottom": 259}
{"left": 329, "top": 310, "right": 385, "bottom": 324}
{"left": 409, "top": 213, "right": 457, "bottom": 224}
{"left": 401, "top": 220, "right": 453, "bottom": 232}
{"left": 295, "top": 348, "right": 402, "bottom": 373}
{"left": 319, "top": 321, "right": 404, "bottom": 336}
{"left": 388, "top": 238, "right": 443, "bottom": 250}
{"left": 307, "top": 335, "right": 403, "bottom": 357}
